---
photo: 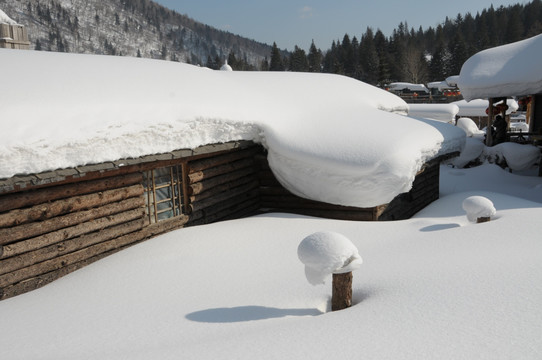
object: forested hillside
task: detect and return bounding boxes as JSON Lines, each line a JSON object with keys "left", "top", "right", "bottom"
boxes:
{"left": 1, "top": 0, "right": 541, "bottom": 82}
{"left": 0, "top": 0, "right": 272, "bottom": 69}
{"left": 276, "top": 0, "right": 542, "bottom": 85}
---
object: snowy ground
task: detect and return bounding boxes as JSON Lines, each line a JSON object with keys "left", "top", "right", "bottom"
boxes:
{"left": 1, "top": 164, "right": 541, "bottom": 360}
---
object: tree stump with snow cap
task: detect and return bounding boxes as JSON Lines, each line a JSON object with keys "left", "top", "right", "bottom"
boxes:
{"left": 297, "top": 231, "right": 362, "bottom": 312}
{"left": 462, "top": 196, "right": 496, "bottom": 223}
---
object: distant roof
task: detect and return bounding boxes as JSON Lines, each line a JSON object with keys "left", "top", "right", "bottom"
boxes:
{"left": 458, "top": 34, "right": 542, "bottom": 101}
{"left": 388, "top": 82, "right": 429, "bottom": 93}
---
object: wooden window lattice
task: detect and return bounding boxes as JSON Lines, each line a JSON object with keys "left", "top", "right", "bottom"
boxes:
{"left": 143, "top": 165, "right": 185, "bottom": 223}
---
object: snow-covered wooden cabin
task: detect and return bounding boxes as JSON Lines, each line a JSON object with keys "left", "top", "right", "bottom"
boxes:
{"left": 0, "top": 10, "right": 30, "bottom": 50}
{"left": 458, "top": 33, "right": 542, "bottom": 158}
{"left": 0, "top": 49, "right": 464, "bottom": 300}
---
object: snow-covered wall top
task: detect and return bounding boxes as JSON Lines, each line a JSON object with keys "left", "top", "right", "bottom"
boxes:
{"left": 452, "top": 99, "right": 519, "bottom": 117}
{"left": 408, "top": 104, "right": 459, "bottom": 122}
{"left": 0, "top": 9, "right": 17, "bottom": 25}
{"left": 458, "top": 34, "right": 542, "bottom": 101}
{"left": 388, "top": 82, "right": 429, "bottom": 93}
{"left": 0, "top": 49, "right": 465, "bottom": 207}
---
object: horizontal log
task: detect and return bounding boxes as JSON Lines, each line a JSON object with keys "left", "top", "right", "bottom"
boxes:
{"left": 274, "top": 208, "right": 376, "bottom": 221}
{"left": 0, "top": 172, "right": 143, "bottom": 213}
{"left": 140, "top": 214, "right": 191, "bottom": 239}
{"left": 189, "top": 167, "right": 256, "bottom": 196}
{"left": 190, "top": 174, "right": 257, "bottom": 203}
{"left": 0, "top": 197, "right": 145, "bottom": 245}
{"left": 188, "top": 158, "right": 255, "bottom": 184}
{"left": 259, "top": 186, "right": 294, "bottom": 196}
{"left": 1, "top": 248, "right": 115, "bottom": 301}
{"left": 0, "top": 221, "right": 150, "bottom": 288}
{"left": 189, "top": 180, "right": 259, "bottom": 213}
{"left": 188, "top": 196, "right": 260, "bottom": 226}
{"left": 212, "top": 198, "right": 260, "bottom": 223}
{"left": 0, "top": 184, "right": 144, "bottom": 229}
{"left": 260, "top": 194, "right": 376, "bottom": 212}
{"left": 188, "top": 146, "right": 260, "bottom": 173}
{"left": 200, "top": 189, "right": 259, "bottom": 218}
{"left": 1, "top": 207, "right": 146, "bottom": 260}
{"left": 225, "top": 202, "right": 261, "bottom": 221}
{"left": 253, "top": 153, "right": 271, "bottom": 168}
{"left": 0, "top": 217, "right": 146, "bottom": 275}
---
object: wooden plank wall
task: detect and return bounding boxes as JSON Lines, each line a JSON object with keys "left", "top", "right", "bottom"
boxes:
{"left": 0, "top": 173, "right": 148, "bottom": 300}
{"left": 0, "top": 24, "right": 30, "bottom": 49}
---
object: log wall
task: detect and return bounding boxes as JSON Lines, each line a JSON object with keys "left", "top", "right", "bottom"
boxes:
{"left": 0, "top": 142, "right": 261, "bottom": 300}
{"left": 0, "top": 141, "right": 452, "bottom": 300}
{"left": 0, "top": 173, "right": 148, "bottom": 300}
{"left": 378, "top": 159, "right": 441, "bottom": 220}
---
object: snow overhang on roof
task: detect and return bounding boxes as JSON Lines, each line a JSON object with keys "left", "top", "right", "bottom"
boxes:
{"left": 457, "top": 34, "right": 542, "bottom": 101}
{"left": 0, "top": 49, "right": 465, "bottom": 208}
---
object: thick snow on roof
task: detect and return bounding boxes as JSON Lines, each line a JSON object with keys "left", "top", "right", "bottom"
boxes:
{"left": 408, "top": 103, "right": 459, "bottom": 122}
{"left": 0, "top": 9, "right": 17, "bottom": 25}
{"left": 388, "top": 82, "right": 429, "bottom": 93}
{"left": 0, "top": 49, "right": 465, "bottom": 207}
{"left": 458, "top": 34, "right": 542, "bottom": 101}
{"left": 452, "top": 98, "right": 519, "bottom": 117}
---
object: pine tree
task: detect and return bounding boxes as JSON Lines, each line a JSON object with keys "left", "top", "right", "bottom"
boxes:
{"left": 289, "top": 46, "right": 309, "bottom": 72}
{"left": 269, "top": 42, "right": 284, "bottom": 71}
{"left": 307, "top": 40, "right": 323, "bottom": 72}
{"left": 359, "top": 28, "right": 379, "bottom": 85}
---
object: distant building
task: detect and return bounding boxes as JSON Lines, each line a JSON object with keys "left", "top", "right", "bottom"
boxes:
{"left": 0, "top": 9, "right": 30, "bottom": 50}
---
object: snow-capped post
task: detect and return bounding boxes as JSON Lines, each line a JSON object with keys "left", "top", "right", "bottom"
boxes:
{"left": 462, "top": 196, "right": 496, "bottom": 223}
{"left": 297, "top": 231, "right": 362, "bottom": 311}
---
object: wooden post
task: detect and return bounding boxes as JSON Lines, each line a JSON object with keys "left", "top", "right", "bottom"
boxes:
{"left": 477, "top": 216, "right": 490, "bottom": 223}
{"left": 332, "top": 272, "right": 353, "bottom": 311}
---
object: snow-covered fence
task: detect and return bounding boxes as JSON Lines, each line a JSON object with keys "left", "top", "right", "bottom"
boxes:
{"left": 0, "top": 24, "right": 30, "bottom": 50}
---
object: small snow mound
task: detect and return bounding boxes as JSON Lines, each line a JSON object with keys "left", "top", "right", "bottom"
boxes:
{"left": 456, "top": 117, "right": 484, "bottom": 137}
{"left": 462, "top": 196, "right": 496, "bottom": 222}
{"left": 297, "top": 231, "right": 362, "bottom": 285}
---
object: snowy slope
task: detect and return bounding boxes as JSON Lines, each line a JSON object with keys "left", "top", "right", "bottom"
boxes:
{"left": 0, "top": 49, "right": 465, "bottom": 207}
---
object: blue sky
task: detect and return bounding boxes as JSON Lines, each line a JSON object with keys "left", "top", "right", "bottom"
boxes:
{"left": 154, "top": 0, "right": 529, "bottom": 51}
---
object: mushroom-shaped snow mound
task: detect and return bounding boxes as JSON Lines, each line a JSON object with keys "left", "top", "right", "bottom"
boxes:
{"left": 297, "top": 231, "right": 362, "bottom": 285}
{"left": 462, "top": 196, "right": 496, "bottom": 222}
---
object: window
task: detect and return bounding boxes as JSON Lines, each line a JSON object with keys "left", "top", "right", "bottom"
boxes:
{"left": 143, "top": 165, "right": 186, "bottom": 223}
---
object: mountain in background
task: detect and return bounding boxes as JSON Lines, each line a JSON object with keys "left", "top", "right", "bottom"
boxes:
{"left": 0, "top": 0, "right": 273, "bottom": 69}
